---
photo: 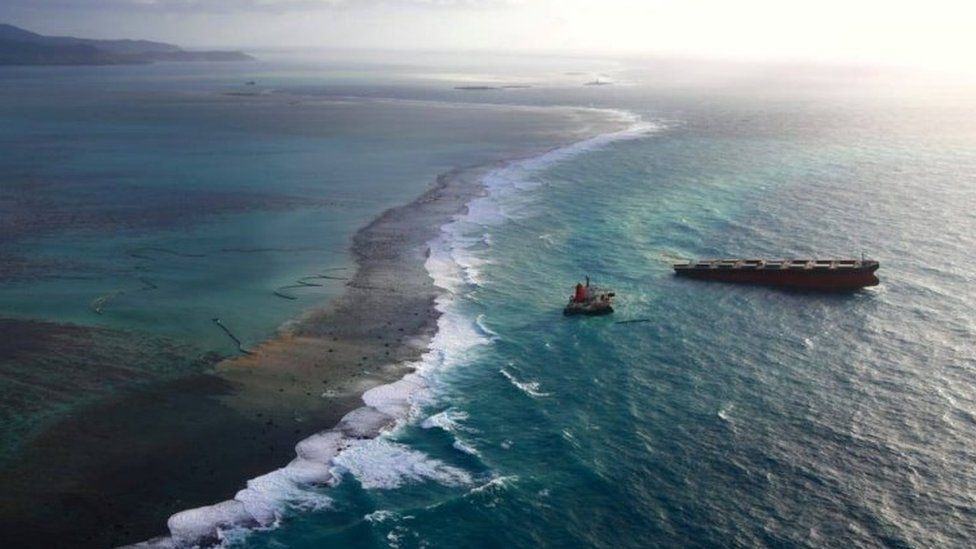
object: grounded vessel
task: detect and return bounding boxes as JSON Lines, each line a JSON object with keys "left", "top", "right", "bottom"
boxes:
{"left": 564, "top": 277, "right": 615, "bottom": 315}
{"left": 673, "top": 258, "right": 880, "bottom": 291}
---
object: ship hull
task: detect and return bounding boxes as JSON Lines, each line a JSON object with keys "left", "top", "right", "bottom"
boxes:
{"left": 563, "top": 304, "right": 614, "bottom": 316}
{"left": 674, "top": 259, "right": 879, "bottom": 291}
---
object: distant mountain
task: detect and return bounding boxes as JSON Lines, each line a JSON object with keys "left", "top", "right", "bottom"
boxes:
{"left": 0, "top": 23, "right": 254, "bottom": 66}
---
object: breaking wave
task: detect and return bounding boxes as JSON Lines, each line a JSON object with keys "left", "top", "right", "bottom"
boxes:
{"left": 500, "top": 368, "right": 552, "bottom": 398}
{"left": 133, "top": 110, "right": 657, "bottom": 548}
{"left": 333, "top": 438, "right": 473, "bottom": 490}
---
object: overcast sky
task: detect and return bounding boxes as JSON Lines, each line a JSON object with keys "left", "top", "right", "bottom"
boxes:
{"left": 2, "top": 0, "right": 974, "bottom": 71}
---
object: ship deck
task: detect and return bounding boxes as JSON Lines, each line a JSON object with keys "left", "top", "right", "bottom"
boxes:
{"left": 673, "top": 258, "right": 877, "bottom": 272}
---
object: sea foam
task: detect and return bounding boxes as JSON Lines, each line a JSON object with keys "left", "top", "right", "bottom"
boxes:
{"left": 500, "top": 368, "right": 552, "bottom": 398}
{"left": 333, "top": 438, "right": 473, "bottom": 490}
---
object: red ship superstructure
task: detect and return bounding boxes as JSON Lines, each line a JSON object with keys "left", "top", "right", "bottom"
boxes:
{"left": 673, "top": 258, "right": 879, "bottom": 291}
{"left": 564, "top": 276, "right": 615, "bottom": 315}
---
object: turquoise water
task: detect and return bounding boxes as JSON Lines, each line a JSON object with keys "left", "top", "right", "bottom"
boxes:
{"left": 0, "top": 65, "right": 587, "bottom": 351}
{"left": 227, "top": 66, "right": 976, "bottom": 547}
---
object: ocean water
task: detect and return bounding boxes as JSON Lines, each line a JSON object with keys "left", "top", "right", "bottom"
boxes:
{"left": 0, "top": 63, "right": 594, "bottom": 351}
{"left": 3, "top": 56, "right": 976, "bottom": 547}
{"left": 0, "top": 60, "right": 618, "bottom": 461}
{"left": 222, "top": 63, "right": 976, "bottom": 547}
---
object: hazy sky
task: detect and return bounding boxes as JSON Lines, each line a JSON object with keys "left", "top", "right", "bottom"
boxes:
{"left": 2, "top": 0, "right": 974, "bottom": 70}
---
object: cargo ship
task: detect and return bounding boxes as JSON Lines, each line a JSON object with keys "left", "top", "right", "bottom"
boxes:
{"left": 673, "top": 258, "right": 879, "bottom": 291}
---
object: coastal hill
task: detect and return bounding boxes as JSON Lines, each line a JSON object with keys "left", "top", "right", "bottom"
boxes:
{"left": 0, "top": 23, "right": 254, "bottom": 65}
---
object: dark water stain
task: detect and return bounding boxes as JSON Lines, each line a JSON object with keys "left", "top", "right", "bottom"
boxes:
{"left": 0, "top": 319, "right": 215, "bottom": 427}
{"left": 0, "top": 371, "right": 358, "bottom": 548}
{"left": 0, "top": 175, "right": 335, "bottom": 281}
{"left": 0, "top": 177, "right": 327, "bottom": 244}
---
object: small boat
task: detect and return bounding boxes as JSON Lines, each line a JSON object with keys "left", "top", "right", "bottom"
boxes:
{"left": 564, "top": 277, "right": 615, "bottom": 316}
